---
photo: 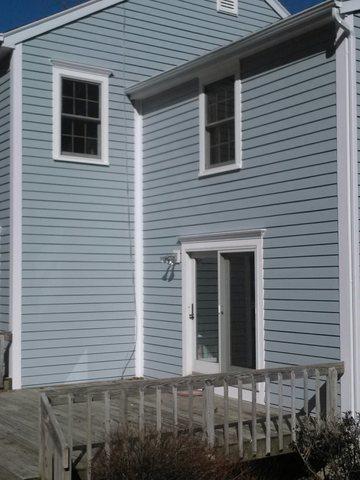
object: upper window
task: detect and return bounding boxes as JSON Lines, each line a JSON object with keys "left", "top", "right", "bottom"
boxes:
{"left": 199, "top": 72, "right": 241, "bottom": 176}
{"left": 206, "top": 77, "right": 235, "bottom": 168}
{"left": 217, "top": 0, "right": 238, "bottom": 15}
{"left": 53, "top": 62, "right": 110, "bottom": 165}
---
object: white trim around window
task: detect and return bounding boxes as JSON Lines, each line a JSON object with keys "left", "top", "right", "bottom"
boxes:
{"left": 52, "top": 62, "right": 110, "bottom": 166}
{"left": 199, "top": 63, "right": 242, "bottom": 177}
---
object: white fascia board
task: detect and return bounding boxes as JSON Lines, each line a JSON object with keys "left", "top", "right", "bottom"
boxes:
{"left": 2, "top": 0, "right": 125, "bottom": 47}
{"left": 9, "top": 44, "right": 23, "bottom": 389}
{"left": 266, "top": 0, "right": 290, "bottom": 18}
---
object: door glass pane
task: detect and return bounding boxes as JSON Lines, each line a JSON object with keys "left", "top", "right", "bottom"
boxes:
{"left": 195, "top": 252, "right": 219, "bottom": 363}
{"left": 223, "top": 252, "right": 256, "bottom": 369}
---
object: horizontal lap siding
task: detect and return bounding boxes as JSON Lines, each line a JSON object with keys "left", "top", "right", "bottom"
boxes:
{"left": 21, "top": 0, "right": 280, "bottom": 386}
{"left": 143, "top": 28, "right": 339, "bottom": 378}
{"left": 0, "top": 65, "right": 10, "bottom": 332}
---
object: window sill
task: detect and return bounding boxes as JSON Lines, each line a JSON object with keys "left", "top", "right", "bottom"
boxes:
{"left": 199, "top": 163, "right": 241, "bottom": 178}
{"left": 53, "top": 155, "right": 109, "bottom": 166}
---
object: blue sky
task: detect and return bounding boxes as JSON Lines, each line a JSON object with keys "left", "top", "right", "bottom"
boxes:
{"left": 0, "top": 0, "right": 322, "bottom": 32}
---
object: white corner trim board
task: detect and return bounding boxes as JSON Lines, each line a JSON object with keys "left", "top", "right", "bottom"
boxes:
{"left": 134, "top": 103, "right": 144, "bottom": 378}
{"left": 336, "top": 14, "right": 360, "bottom": 414}
{"left": 9, "top": 44, "right": 23, "bottom": 390}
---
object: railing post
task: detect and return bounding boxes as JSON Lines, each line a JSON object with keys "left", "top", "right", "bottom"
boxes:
{"left": 204, "top": 382, "right": 215, "bottom": 448}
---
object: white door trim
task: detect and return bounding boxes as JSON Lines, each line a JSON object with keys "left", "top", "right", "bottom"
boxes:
{"left": 181, "top": 235, "right": 265, "bottom": 377}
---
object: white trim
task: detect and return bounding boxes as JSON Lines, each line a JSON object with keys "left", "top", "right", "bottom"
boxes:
{"left": 2, "top": 0, "right": 126, "bottom": 47}
{"left": 51, "top": 59, "right": 113, "bottom": 78}
{"left": 266, "top": 0, "right": 290, "bottom": 18}
{"left": 9, "top": 44, "right": 23, "bottom": 390}
{"left": 199, "top": 66, "right": 242, "bottom": 177}
{"left": 52, "top": 63, "right": 109, "bottom": 166}
{"left": 134, "top": 102, "right": 144, "bottom": 378}
{"left": 336, "top": 14, "right": 360, "bottom": 413}
{"left": 181, "top": 234, "right": 265, "bottom": 378}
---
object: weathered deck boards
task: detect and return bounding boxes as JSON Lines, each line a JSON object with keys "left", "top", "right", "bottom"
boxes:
{"left": 0, "top": 386, "right": 291, "bottom": 480}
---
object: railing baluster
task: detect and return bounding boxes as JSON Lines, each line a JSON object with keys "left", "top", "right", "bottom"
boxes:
{"left": 291, "top": 370, "right": 296, "bottom": 442}
{"left": 67, "top": 393, "right": 73, "bottom": 480}
{"left": 104, "top": 391, "right": 111, "bottom": 461}
{"left": 119, "top": 389, "right": 128, "bottom": 430}
{"left": 156, "top": 386, "right": 162, "bottom": 433}
{"left": 251, "top": 375, "right": 257, "bottom": 456}
{"left": 205, "top": 383, "right": 215, "bottom": 448}
{"left": 172, "top": 385, "right": 178, "bottom": 437}
{"left": 238, "top": 378, "right": 243, "bottom": 458}
{"left": 139, "top": 387, "right": 145, "bottom": 440}
{"left": 223, "top": 378, "right": 229, "bottom": 455}
{"left": 303, "top": 369, "right": 309, "bottom": 416}
{"left": 265, "top": 375, "right": 271, "bottom": 455}
{"left": 87, "top": 394, "right": 92, "bottom": 480}
{"left": 188, "top": 380, "right": 194, "bottom": 435}
{"left": 315, "top": 369, "right": 321, "bottom": 421}
{"left": 278, "top": 372, "right": 284, "bottom": 452}
{"left": 327, "top": 367, "right": 337, "bottom": 419}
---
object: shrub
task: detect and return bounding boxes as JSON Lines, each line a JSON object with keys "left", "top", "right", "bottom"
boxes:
{"left": 92, "top": 429, "right": 253, "bottom": 480}
{"left": 292, "top": 412, "right": 360, "bottom": 480}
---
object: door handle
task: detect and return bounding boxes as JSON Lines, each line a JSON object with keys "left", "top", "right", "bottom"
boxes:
{"left": 189, "top": 304, "right": 195, "bottom": 320}
{"left": 218, "top": 305, "right": 224, "bottom": 315}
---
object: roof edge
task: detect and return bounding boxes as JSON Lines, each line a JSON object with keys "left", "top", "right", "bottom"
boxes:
{"left": 2, "top": 0, "right": 126, "bottom": 47}
{"left": 127, "top": 0, "right": 335, "bottom": 101}
{"left": 266, "top": 0, "right": 290, "bottom": 18}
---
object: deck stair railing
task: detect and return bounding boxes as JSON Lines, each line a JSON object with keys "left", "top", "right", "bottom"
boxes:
{"left": 39, "top": 361, "right": 344, "bottom": 480}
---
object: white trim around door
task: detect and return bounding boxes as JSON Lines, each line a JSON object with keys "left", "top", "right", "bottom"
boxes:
{"left": 181, "top": 232, "right": 265, "bottom": 378}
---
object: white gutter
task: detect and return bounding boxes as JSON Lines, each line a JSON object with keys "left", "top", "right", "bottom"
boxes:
{"left": 126, "top": 0, "right": 335, "bottom": 100}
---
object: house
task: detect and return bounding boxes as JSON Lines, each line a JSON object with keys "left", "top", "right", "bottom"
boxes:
{"left": 0, "top": 0, "right": 359, "bottom": 415}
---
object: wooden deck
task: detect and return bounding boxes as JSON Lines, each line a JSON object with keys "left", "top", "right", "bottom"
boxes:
{"left": 0, "top": 385, "right": 287, "bottom": 480}
{"left": 0, "top": 363, "right": 344, "bottom": 480}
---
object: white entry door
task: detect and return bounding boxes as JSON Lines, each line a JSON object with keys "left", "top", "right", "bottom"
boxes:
{"left": 184, "top": 243, "right": 261, "bottom": 376}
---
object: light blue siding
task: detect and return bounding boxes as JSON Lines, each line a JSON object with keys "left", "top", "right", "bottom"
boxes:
{"left": 21, "top": 0, "right": 281, "bottom": 386}
{"left": 0, "top": 61, "right": 10, "bottom": 332}
{"left": 142, "top": 27, "right": 339, "bottom": 378}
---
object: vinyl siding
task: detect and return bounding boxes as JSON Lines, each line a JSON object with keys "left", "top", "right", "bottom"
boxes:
{"left": 0, "top": 62, "right": 10, "bottom": 333}
{"left": 21, "top": 0, "right": 281, "bottom": 386}
{"left": 142, "top": 27, "right": 339, "bottom": 378}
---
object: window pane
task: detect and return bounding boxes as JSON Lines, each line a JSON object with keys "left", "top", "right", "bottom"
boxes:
{"left": 87, "top": 101, "right": 99, "bottom": 119}
{"left": 61, "top": 117, "right": 72, "bottom": 135}
{"left": 86, "top": 138, "right": 98, "bottom": 156}
{"left": 75, "top": 99, "right": 86, "bottom": 116}
{"left": 62, "top": 97, "right": 73, "bottom": 115}
{"left": 206, "top": 76, "right": 234, "bottom": 124}
{"left": 208, "top": 121, "right": 235, "bottom": 166}
{"left": 87, "top": 83, "right": 99, "bottom": 102}
{"left": 86, "top": 122, "right": 98, "bottom": 139}
{"left": 73, "top": 119, "right": 85, "bottom": 137}
{"left": 62, "top": 79, "right": 73, "bottom": 97}
{"left": 75, "top": 81, "right": 86, "bottom": 99}
{"left": 61, "top": 135, "right": 73, "bottom": 153}
{"left": 74, "top": 137, "right": 85, "bottom": 154}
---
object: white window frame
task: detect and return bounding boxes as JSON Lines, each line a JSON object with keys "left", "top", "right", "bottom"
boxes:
{"left": 217, "top": 0, "right": 238, "bottom": 16}
{"left": 52, "top": 61, "right": 110, "bottom": 166}
{"left": 181, "top": 231, "right": 265, "bottom": 378}
{"left": 199, "top": 62, "right": 242, "bottom": 177}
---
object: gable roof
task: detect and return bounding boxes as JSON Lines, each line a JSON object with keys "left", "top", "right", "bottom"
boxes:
{"left": 127, "top": 0, "right": 334, "bottom": 101}
{"left": 1, "top": 0, "right": 289, "bottom": 48}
